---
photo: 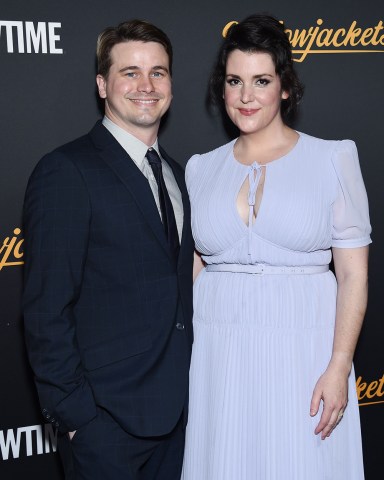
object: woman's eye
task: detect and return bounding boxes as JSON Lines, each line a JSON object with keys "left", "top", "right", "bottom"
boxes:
{"left": 227, "top": 78, "right": 241, "bottom": 86}
{"left": 256, "top": 78, "right": 270, "bottom": 86}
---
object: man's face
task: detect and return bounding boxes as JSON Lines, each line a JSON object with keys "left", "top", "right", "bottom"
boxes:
{"left": 97, "top": 41, "right": 172, "bottom": 140}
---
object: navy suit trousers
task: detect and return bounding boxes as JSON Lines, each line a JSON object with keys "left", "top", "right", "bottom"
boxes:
{"left": 58, "top": 407, "right": 185, "bottom": 480}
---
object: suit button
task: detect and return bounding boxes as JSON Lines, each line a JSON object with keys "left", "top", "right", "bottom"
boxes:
{"left": 176, "top": 323, "right": 185, "bottom": 330}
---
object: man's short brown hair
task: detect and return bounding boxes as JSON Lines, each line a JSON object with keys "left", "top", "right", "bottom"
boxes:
{"left": 97, "top": 19, "right": 173, "bottom": 78}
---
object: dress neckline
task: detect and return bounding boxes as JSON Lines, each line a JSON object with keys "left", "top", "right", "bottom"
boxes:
{"left": 230, "top": 132, "right": 302, "bottom": 168}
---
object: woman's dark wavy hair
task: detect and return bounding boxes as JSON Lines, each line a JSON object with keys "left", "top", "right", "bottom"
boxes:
{"left": 209, "top": 14, "right": 304, "bottom": 122}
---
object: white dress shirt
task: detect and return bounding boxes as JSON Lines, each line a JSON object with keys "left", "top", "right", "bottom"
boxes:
{"left": 102, "top": 116, "right": 183, "bottom": 241}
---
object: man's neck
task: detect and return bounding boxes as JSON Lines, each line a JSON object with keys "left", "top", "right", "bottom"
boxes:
{"left": 104, "top": 113, "right": 159, "bottom": 146}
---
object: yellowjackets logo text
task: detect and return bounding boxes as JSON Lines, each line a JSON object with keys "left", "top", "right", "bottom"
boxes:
{"left": 223, "top": 19, "right": 384, "bottom": 62}
{"left": 357, "top": 374, "right": 384, "bottom": 407}
{"left": 0, "top": 228, "right": 24, "bottom": 270}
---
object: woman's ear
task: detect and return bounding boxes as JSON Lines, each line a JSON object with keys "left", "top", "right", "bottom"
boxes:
{"left": 281, "top": 90, "right": 289, "bottom": 100}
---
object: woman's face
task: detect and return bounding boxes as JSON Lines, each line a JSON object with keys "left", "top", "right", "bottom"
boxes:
{"left": 223, "top": 49, "right": 288, "bottom": 136}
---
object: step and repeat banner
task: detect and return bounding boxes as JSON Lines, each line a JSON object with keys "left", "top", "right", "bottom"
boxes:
{"left": 0, "top": 0, "right": 383, "bottom": 478}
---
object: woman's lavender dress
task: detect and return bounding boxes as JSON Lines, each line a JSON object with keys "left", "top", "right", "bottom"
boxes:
{"left": 181, "top": 133, "right": 370, "bottom": 480}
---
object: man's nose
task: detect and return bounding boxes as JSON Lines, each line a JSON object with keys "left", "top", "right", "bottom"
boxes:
{"left": 137, "top": 75, "right": 155, "bottom": 93}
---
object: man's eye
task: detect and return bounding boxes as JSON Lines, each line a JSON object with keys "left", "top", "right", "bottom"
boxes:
{"left": 151, "top": 71, "right": 164, "bottom": 78}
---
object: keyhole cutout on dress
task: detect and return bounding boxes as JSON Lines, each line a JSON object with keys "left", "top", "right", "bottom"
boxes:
{"left": 236, "top": 166, "right": 266, "bottom": 226}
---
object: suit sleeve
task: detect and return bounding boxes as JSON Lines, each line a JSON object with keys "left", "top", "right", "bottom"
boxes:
{"left": 23, "top": 151, "right": 97, "bottom": 433}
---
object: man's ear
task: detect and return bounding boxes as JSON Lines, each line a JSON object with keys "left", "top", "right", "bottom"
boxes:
{"left": 96, "top": 75, "right": 107, "bottom": 99}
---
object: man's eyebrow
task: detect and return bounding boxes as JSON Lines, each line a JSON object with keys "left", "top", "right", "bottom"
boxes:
{"left": 118, "top": 65, "right": 169, "bottom": 73}
{"left": 118, "top": 66, "right": 139, "bottom": 73}
{"left": 152, "top": 65, "right": 169, "bottom": 73}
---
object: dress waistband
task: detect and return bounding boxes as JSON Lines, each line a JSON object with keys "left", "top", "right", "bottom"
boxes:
{"left": 205, "top": 264, "right": 329, "bottom": 275}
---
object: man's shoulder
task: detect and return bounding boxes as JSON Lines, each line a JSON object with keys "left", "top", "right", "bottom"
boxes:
{"left": 31, "top": 123, "right": 105, "bottom": 178}
{"left": 42, "top": 122, "right": 106, "bottom": 161}
{"left": 53, "top": 122, "right": 103, "bottom": 157}
{"left": 51, "top": 134, "right": 91, "bottom": 158}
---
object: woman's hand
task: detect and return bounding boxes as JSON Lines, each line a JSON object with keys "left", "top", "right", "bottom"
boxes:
{"left": 310, "top": 359, "right": 350, "bottom": 440}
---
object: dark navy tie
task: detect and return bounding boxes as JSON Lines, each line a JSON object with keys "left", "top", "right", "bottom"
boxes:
{"left": 146, "top": 148, "right": 180, "bottom": 260}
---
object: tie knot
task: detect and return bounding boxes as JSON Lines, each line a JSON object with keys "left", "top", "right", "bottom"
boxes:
{"left": 146, "top": 148, "right": 162, "bottom": 166}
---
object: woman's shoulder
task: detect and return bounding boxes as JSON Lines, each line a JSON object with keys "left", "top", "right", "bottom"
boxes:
{"left": 298, "top": 132, "right": 357, "bottom": 159}
{"left": 185, "top": 139, "right": 236, "bottom": 180}
{"left": 187, "top": 138, "right": 236, "bottom": 163}
{"left": 298, "top": 131, "right": 356, "bottom": 153}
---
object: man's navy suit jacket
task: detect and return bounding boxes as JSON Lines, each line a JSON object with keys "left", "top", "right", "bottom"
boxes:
{"left": 23, "top": 121, "right": 194, "bottom": 437}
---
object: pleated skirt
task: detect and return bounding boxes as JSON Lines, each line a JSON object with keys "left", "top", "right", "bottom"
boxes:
{"left": 181, "top": 269, "right": 365, "bottom": 480}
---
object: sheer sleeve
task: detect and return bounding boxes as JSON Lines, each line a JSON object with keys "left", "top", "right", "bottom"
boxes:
{"left": 331, "top": 140, "right": 372, "bottom": 248}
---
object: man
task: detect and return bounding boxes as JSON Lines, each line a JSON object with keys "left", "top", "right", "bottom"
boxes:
{"left": 23, "top": 20, "right": 193, "bottom": 480}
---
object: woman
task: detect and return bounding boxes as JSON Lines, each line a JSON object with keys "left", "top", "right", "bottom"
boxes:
{"left": 181, "top": 14, "right": 370, "bottom": 480}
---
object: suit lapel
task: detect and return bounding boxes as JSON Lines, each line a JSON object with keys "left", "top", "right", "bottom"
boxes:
{"left": 89, "top": 122, "right": 171, "bottom": 259}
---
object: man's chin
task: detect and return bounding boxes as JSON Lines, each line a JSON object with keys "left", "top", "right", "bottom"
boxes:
{"left": 131, "top": 116, "right": 162, "bottom": 128}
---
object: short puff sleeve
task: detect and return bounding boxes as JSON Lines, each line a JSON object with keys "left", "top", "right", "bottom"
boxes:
{"left": 185, "top": 154, "right": 201, "bottom": 198}
{"left": 331, "top": 140, "right": 372, "bottom": 248}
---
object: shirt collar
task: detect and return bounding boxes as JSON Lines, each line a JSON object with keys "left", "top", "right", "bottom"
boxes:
{"left": 102, "top": 116, "right": 160, "bottom": 168}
